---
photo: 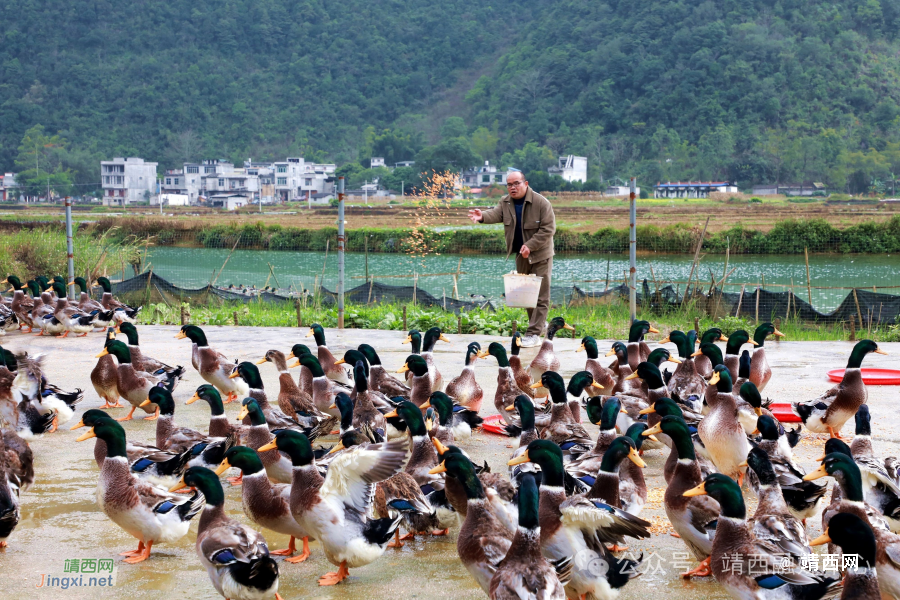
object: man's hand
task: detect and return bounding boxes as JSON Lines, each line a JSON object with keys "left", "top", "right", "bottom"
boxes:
{"left": 467, "top": 208, "right": 483, "bottom": 223}
{"left": 520, "top": 245, "right": 531, "bottom": 258}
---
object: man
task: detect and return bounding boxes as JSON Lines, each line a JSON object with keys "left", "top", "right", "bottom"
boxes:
{"left": 468, "top": 171, "right": 555, "bottom": 347}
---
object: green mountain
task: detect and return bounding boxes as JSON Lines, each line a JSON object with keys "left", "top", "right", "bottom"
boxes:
{"left": 3, "top": 0, "right": 900, "bottom": 192}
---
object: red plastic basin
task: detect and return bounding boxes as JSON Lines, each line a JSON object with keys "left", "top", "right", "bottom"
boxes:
{"left": 770, "top": 403, "right": 801, "bottom": 423}
{"left": 827, "top": 368, "right": 900, "bottom": 385}
{"left": 481, "top": 414, "right": 508, "bottom": 436}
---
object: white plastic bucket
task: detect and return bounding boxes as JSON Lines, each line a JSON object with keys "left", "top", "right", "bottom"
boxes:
{"left": 504, "top": 272, "right": 543, "bottom": 308}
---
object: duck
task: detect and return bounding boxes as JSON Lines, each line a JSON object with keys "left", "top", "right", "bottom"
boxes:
{"left": 565, "top": 396, "right": 626, "bottom": 483}
{"left": 643, "top": 415, "right": 719, "bottom": 577}
{"left": 489, "top": 471, "right": 570, "bottom": 600}
{"left": 723, "top": 329, "right": 758, "bottom": 384}
{"left": 10, "top": 350, "right": 84, "bottom": 433}
{"left": 508, "top": 440, "right": 648, "bottom": 600}
{"left": 187, "top": 385, "right": 245, "bottom": 441}
{"left": 580, "top": 436, "right": 647, "bottom": 518}
{"left": 445, "top": 342, "right": 483, "bottom": 411}
{"left": 531, "top": 372, "right": 592, "bottom": 457}
{"left": 683, "top": 474, "right": 840, "bottom": 600}
{"left": 330, "top": 392, "right": 382, "bottom": 441}
{"left": 481, "top": 342, "right": 542, "bottom": 427}
{"left": 117, "top": 323, "right": 185, "bottom": 386}
{"left": 737, "top": 382, "right": 777, "bottom": 434}
{"left": 170, "top": 466, "right": 281, "bottom": 600}
{"left": 236, "top": 398, "right": 295, "bottom": 484}
{"left": 810, "top": 512, "right": 881, "bottom": 600}
{"left": 91, "top": 327, "right": 123, "bottom": 409}
{"left": 625, "top": 319, "right": 658, "bottom": 370}
{"left": 793, "top": 339, "right": 887, "bottom": 438}
{"left": 142, "top": 387, "right": 238, "bottom": 470}
{"left": 176, "top": 325, "right": 248, "bottom": 404}
{"left": 70, "top": 409, "right": 191, "bottom": 479}
{"left": 0, "top": 428, "right": 34, "bottom": 493}
{"left": 507, "top": 332, "right": 534, "bottom": 397}
{"left": 293, "top": 354, "right": 352, "bottom": 419}
{"left": 620, "top": 423, "right": 651, "bottom": 515}
{"left": 575, "top": 335, "right": 616, "bottom": 395}
{"left": 0, "top": 350, "right": 55, "bottom": 437}
{"left": 286, "top": 344, "right": 314, "bottom": 396}
{"left": 623, "top": 359, "right": 677, "bottom": 410}
{"left": 306, "top": 323, "right": 351, "bottom": 385}
{"left": 564, "top": 370, "right": 605, "bottom": 424}
{"left": 346, "top": 360, "right": 387, "bottom": 439}
{"left": 697, "top": 365, "right": 751, "bottom": 484}
{"left": 528, "top": 316, "right": 574, "bottom": 399}
{"left": 419, "top": 327, "right": 449, "bottom": 392}
{"left": 749, "top": 322, "right": 784, "bottom": 390}
{"left": 256, "top": 349, "right": 316, "bottom": 421}
{"left": 74, "top": 418, "right": 204, "bottom": 563}
{"left": 609, "top": 341, "right": 644, "bottom": 399}
{"left": 694, "top": 327, "right": 728, "bottom": 378}
{"left": 385, "top": 400, "right": 443, "bottom": 493}
{"left": 660, "top": 330, "right": 707, "bottom": 406}
{"left": 505, "top": 394, "right": 540, "bottom": 480}
{"left": 357, "top": 343, "right": 410, "bottom": 398}
{"left": 97, "top": 340, "right": 175, "bottom": 421}
{"left": 216, "top": 446, "right": 312, "bottom": 564}
{"left": 0, "top": 443, "right": 20, "bottom": 548}
{"left": 7, "top": 285, "right": 34, "bottom": 332}
{"left": 641, "top": 398, "right": 713, "bottom": 484}
{"left": 396, "top": 354, "right": 434, "bottom": 409}
{"left": 260, "top": 429, "right": 407, "bottom": 586}
{"left": 691, "top": 342, "right": 727, "bottom": 401}
{"left": 421, "top": 391, "right": 483, "bottom": 441}
{"left": 72, "top": 277, "right": 104, "bottom": 313}
{"left": 93, "top": 276, "right": 140, "bottom": 318}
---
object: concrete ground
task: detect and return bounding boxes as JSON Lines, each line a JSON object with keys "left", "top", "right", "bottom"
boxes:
{"left": 1, "top": 325, "right": 897, "bottom": 600}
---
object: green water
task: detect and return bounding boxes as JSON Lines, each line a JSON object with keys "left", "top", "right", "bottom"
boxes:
{"left": 136, "top": 247, "right": 900, "bottom": 311}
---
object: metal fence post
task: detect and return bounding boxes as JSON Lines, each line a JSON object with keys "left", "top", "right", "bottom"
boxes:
{"left": 64, "top": 196, "right": 75, "bottom": 299}
{"left": 628, "top": 177, "right": 637, "bottom": 323}
{"left": 337, "top": 176, "right": 345, "bottom": 329}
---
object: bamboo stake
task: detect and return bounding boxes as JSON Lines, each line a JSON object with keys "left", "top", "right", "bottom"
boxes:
{"left": 295, "top": 299, "right": 302, "bottom": 328}
{"left": 364, "top": 235, "right": 369, "bottom": 283}
{"left": 804, "top": 247, "right": 812, "bottom": 306}
{"left": 852, "top": 288, "right": 863, "bottom": 327}
{"left": 849, "top": 315, "right": 856, "bottom": 341}
{"left": 211, "top": 234, "right": 242, "bottom": 287}
{"left": 267, "top": 262, "right": 281, "bottom": 289}
{"left": 649, "top": 263, "right": 659, "bottom": 300}
{"left": 681, "top": 216, "right": 710, "bottom": 307}
{"left": 604, "top": 258, "right": 610, "bottom": 292}
{"left": 735, "top": 284, "right": 746, "bottom": 316}
{"left": 402, "top": 305, "right": 407, "bottom": 331}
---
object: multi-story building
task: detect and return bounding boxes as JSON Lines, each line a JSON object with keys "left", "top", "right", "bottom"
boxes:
{"left": 101, "top": 157, "right": 158, "bottom": 206}
{"left": 462, "top": 161, "right": 508, "bottom": 187}
{"left": 0, "top": 173, "right": 18, "bottom": 201}
{"left": 269, "top": 158, "right": 335, "bottom": 202}
{"left": 548, "top": 155, "right": 587, "bottom": 183}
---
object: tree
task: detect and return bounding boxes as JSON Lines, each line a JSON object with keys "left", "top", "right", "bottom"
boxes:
{"left": 416, "top": 138, "right": 479, "bottom": 173}
{"left": 469, "top": 125, "right": 499, "bottom": 163}
{"left": 14, "top": 125, "right": 74, "bottom": 198}
{"left": 440, "top": 117, "right": 468, "bottom": 140}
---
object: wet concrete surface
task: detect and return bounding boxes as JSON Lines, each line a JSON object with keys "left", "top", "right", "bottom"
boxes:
{"left": 1, "top": 325, "right": 897, "bottom": 599}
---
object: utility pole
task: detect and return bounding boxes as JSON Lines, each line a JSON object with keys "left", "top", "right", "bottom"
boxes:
{"left": 628, "top": 177, "right": 637, "bottom": 323}
{"left": 337, "top": 176, "right": 345, "bottom": 329}
{"left": 64, "top": 196, "right": 75, "bottom": 299}
{"left": 364, "top": 179, "right": 368, "bottom": 204}
{"left": 401, "top": 180, "right": 404, "bottom": 197}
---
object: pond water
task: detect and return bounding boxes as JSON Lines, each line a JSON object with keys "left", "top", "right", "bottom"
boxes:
{"left": 132, "top": 247, "right": 900, "bottom": 311}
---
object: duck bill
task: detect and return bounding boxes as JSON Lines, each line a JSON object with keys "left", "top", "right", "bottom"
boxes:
{"left": 384, "top": 409, "right": 399, "bottom": 418}
{"left": 139, "top": 399, "right": 151, "bottom": 408}
{"left": 605, "top": 348, "right": 616, "bottom": 357}
{"left": 186, "top": 393, "right": 201, "bottom": 405}
{"left": 214, "top": 459, "right": 232, "bottom": 476}
{"left": 228, "top": 371, "right": 241, "bottom": 379}
{"left": 419, "top": 400, "right": 431, "bottom": 409}
{"left": 328, "top": 403, "right": 336, "bottom": 410}
{"left": 738, "top": 460, "right": 749, "bottom": 468}
{"left": 646, "top": 434, "right": 659, "bottom": 442}
{"left": 690, "top": 349, "right": 703, "bottom": 357}
{"left": 505, "top": 404, "right": 516, "bottom": 411}
{"left": 683, "top": 482, "right": 707, "bottom": 497}
{"left": 708, "top": 372, "right": 720, "bottom": 386}
{"left": 659, "top": 336, "right": 670, "bottom": 344}
{"left": 719, "top": 335, "right": 729, "bottom": 342}
{"left": 628, "top": 448, "right": 647, "bottom": 468}
{"left": 529, "top": 381, "right": 544, "bottom": 389}
{"left": 305, "top": 329, "right": 315, "bottom": 338}
{"left": 287, "top": 360, "right": 300, "bottom": 368}
{"left": 642, "top": 423, "right": 662, "bottom": 437}
{"left": 425, "top": 417, "right": 433, "bottom": 430}
{"left": 750, "top": 340, "right": 759, "bottom": 346}
{"left": 428, "top": 461, "right": 447, "bottom": 474}
{"left": 507, "top": 451, "right": 531, "bottom": 466}
{"left": 624, "top": 372, "right": 639, "bottom": 381}
{"left": 576, "top": 343, "right": 584, "bottom": 353}
{"left": 562, "top": 324, "right": 575, "bottom": 331}
{"left": 439, "top": 334, "right": 451, "bottom": 343}
{"left": 591, "top": 381, "right": 604, "bottom": 389}
{"left": 174, "top": 331, "right": 187, "bottom": 339}
{"left": 803, "top": 463, "right": 829, "bottom": 481}
{"left": 773, "top": 329, "right": 785, "bottom": 337}
{"left": 809, "top": 530, "right": 831, "bottom": 546}
{"left": 69, "top": 419, "right": 86, "bottom": 431}
{"left": 396, "top": 364, "right": 410, "bottom": 374}
{"left": 327, "top": 441, "right": 345, "bottom": 455}
{"left": 476, "top": 350, "right": 489, "bottom": 358}
{"left": 287, "top": 351, "right": 295, "bottom": 359}
{"left": 620, "top": 406, "right": 628, "bottom": 414}
{"left": 334, "top": 358, "right": 346, "bottom": 366}
{"left": 515, "top": 337, "right": 522, "bottom": 347}
{"left": 875, "top": 348, "right": 889, "bottom": 355}
{"left": 402, "top": 335, "right": 411, "bottom": 345}
{"left": 638, "top": 404, "right": 656, "bottom": 415}
{"left": 95, "top": 348, "right": 109, "bottom": 358}
{"left": 648, "top": 326, "right": 660, "bottom": 334}
{"left": 257, "top": 440, "right": 278, "bottom": 453}
{"left": 254, "top": 358, "right": 268, "bottom": 365}
{"left": 754, "top": 407, "right": 763, "bottom": 416}
{"left": 169, "top": 477, "right": 189, "bottom": 493}
{"left": 667, "top": 356, "right": 682, "bottom": 364}
{"left": 237, "top": 407, "right": 249, "bottom": 421}
{"left": 431, "top": 436, "right": 450, "bottom": 455}
{"left": 75, "top": 428, "right": 96, "bottom": 442}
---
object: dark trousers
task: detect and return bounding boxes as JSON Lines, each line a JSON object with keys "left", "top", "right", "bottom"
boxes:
{"left": 515, "top": 255, "right": 552, "bottom": 337}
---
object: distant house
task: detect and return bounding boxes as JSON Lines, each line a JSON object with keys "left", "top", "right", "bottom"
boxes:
{"left": 654, "top": 181, "right": 738, "bottom": 198}
{"left": 209, "top": 194, "right": 248, "bottom": 211}
{"left": 605, "top": 185, "right": 640, "bottom": 196}
{"left": 101, "top": 157, "right": 158, "bottom": 206}
{"left": 462, "top": 161, "right": 508, "bottom": 187}
{"left": 0, "top": 173, "right": 18, "bottom": 201}
{"left": 548, "top": 155, "right": 587, "bottom": 183}
{"left": 751, "top": 182, "right": 827, "bottom": 196}
{"left": 395, "top": 160, "right": 415, "bottom": 168}
{"left": 159, "top": 193, "right": 189, "bottom": 206}
{"left": 369, "top": 157, "right": 385, "bottom": 168}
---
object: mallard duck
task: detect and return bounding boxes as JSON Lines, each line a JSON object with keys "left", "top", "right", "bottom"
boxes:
{"left": 683, "top": 474, "right": 840, "bottom": 600}
{"left": 71, "top": 409, "right": 191, "bottom": 479}
{"left": 481, "top": 342, "right": 543, "bottom": 427}
{"left": 563, "top": 370, "right": 605, "bottom": 424}
{"left": 575, "top": 335, "right": 616, "bottom": 395}
{"left": 810, "top": 512, "right": 881, "bottom": 600}
{"left": 93, "top": 276, "right": 139, "bottom": 317}
{"left": 660, "top": 330, "right": 707, "bottom": 406}
{"left": 693, "top": 327, "right": 727, "bottom": 376}
{"left": 528, "top": 317, "right": 574, "bottom": 399}
{"left": 793, "top": 339, "right": 887, "bottom": 438}
{"left": 330, "top": 392, "right": 382, "bottom": 441}
{"left": 9, "top": 350, "right": 85, "bottom": 432}
{"left": 386, "top": 400, "right": 442, "bottom": 492}
{"left": 749, "top": 322, "right": 784, "bottom": 391}
{"left": 508, "top": 440, "right": 648, "bottom": 599}
{"left": 609, "top": 341, "right": 645, "bottom": 399}
{"left": 357, "top": 343, "right": 410, "bottom": 398}
{"left": 445, "top": 342, "right": 483, "bottom": 411}
{"left": 217, "top": 446, "right": 312, "bottom": 564}
{"left": 187, "top": 385, "right": 244, "bottom": 441}
{"left": 623, "top": 359, "right": 677, "bottom": 409}
{"left": 97, "top": 340, "right": 176, "bottom": 421}
{"left": 306, "top": 323, "right": 351, "bottom": 385}
{"left": 236, "top": 399, "right": 294, "bottom": 484}
{"left": 256, "top": 349, "right": 315, "bottom": 420}
{"left": 345, "top": 360, "right": 387, "bottom": 438}
{"left": 644, "top": 415, "right": 719, "bottom": 577}
{"left": 566, "top": 396, "right": 625, "bottom": 483}
{"left": 395, "top": 354, "right": 433, "bottom": 409}
{"left": 506, "top": 394, "right": 540, "bottom": 479}
{"left": 72, "top": 277, "right": 104, "bottom": 313}
{"left": 737, "top": 382, "right": 778, "bottom": 435}
{"left": 641, "top": 398, "right": 712, "bottom": 484}
{"left": 421, "top": 391, "right": 482, "bottom": 441}
{"left": 507, "top": 332, "right": 534, "bottom": 397}
{"left": 723, "top": 329, "right": 758, "bottom": 384}
{"left": 0, "top": 428, "right": 34, "bottom": 492}
{"left": 531, "top": 372, "right": 592, "bottom": 456}
{"left": 171, "top": 467, "right": 281, "bottom": 599}
{"left": 0, "top": 350, "right": 55, "bottom": 437}
{"left": 176, "top": 325, "right": 248, "bottom": 404}
{"left": 419, "top": 327, "right": 449, "bottom": 392}
{"left": 260, "top": 429, "right": 406, "bottom": 586}
{"left": 117, "top": 323, "right": 185, "bottom": 385}
{"left": 286, "top": 344, "right": 314, "bottom": 396}
{"left": 75, "top": 419, "right": 204, "bottom": 563}
{"left": 293, "top": 354, "right": 352, "bottom": 419}
{"left": 698, "top": 365, "right": 751, "bottom": 484}
{"left": 625, "top": 319, "right": 658, "bottom": 370}
{"left": 91, "top": 327, "right": 123, "bottom": 408}
{"left": 692, "top": 342, "right": 726, "bottom": 401}
{"left": 8, "top": 287, "right": 34, "bottom": 332}
{"left": 620, "top": 423, "right": 651, "bottom": 514}
{"left": 581, "top": 436, "right": 647, "bottom": 517}
{"left": 489, "top": 472, "right": 570, "bottom": 600}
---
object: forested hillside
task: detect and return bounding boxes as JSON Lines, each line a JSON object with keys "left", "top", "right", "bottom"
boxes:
{"left": 3, "top": 0, "right": 900, "bottom": 192}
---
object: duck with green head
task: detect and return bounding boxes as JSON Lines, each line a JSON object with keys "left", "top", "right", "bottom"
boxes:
{"left": 566, "top": 396, "right": 626, "bottom": 482}
{"left": 684, "top": 473, "right": 840, "bottom": 599}
{"left": 72, "top": 276, "right": 103, "bottom": 312}
{"left": 231, "top": 361, "right": 322, "bottom": 434}
{"left": 285, "top": 343, "right": 313, "bottom": 395}
{"left": 293, "top": 353, "right": 352, "bottom": 419}
{"left": 257, "top": 348, "right": 323, "bottom": 424}
{"left": 395, "top": 354, "right": 432, "bottom": 408}
{"left": 445, "top": 342, "right": 484, "bottom": 411}
{"left": 843, "top": 405, "right": 900, "bottom": 532}
{"left": 528, "top": 316, "right": 574, "bottom": 399}
{"left": 175, "top": 324, "right": 249, "bottom": 404}
{"left": 421, "top": 390, "right": 482, "bottom": 442}
{"left": 90, "top": 327, "right": 122, "bottom": 408}
{"left": 97, "top": 340, "right": 175, "bottom": 421}
{"left": 609, "top": 341, "right": 644, "bottom": 398}
{"left": 356, "top": 343, "right": 410, "bottom": 398}
{"left": 187, "top": 384, "right": 243, "bottom": 440}
{"left": 584, "top": 436, "right": 647, "bottom": 514}
{"left": 532, "top": 371, "right": 592, "bottom": 453}
{"left": 723, "top": 329, "right": 758, "bottom": 383}
{"left": 417, "top": 326, "right": 449, "bottom": 392}
{"left": 619, "top": 423, "right": 653, "bottom": 515}
{"left": 118, "top": 322, "right": 185, "bottom": 384}
{"left": 385, "top": 400, "right": 442, "bottom": 491}
{"left": 793, "top": 340, "right": 887, "bottom": 438}
{"left": 693, "top": 327, "right": 727, "bottom": 378}
{"left": 508, "top": 439, "right": 649, "bottom": 598}
{"left": 625, "top": 319, "right": 659, "bottom": 370}
{"left": 639, "top": 397, "right": 711, "bottom": 483}
{"left": 6, "top": 277, "right": 34, "bottom": 332}
{"left": 306, "top": 323, "right": 351, "bottom": 385}
{"left": 811, "top": 512, "right": 881, "bottom": 600}
{"left": 692, "top": 342, "right": 727, "bottom": 408}
{"left": 749, "top": 322, "right": 784, "bottom": 390}
{"left": 505, "top": 394, "right": 540, "bottom": 478}
{"left": 660, "top": 330, "right": 707, "bottom": 407}
{"left": 345, "top": 360, "right": 386, "bottom": 439}
{"left": 565, "top": 369, "right": 605, "bottom": 424}
{"left": 506, "top": 332, "right": 535, "bottom": 397}
{"left": 624, "top": 359, "right": 675, "bottom": 407}
{"left": 75, "top": 418, "right": 204, "bottom": 563}
{"left": 697, "top": 365, "right": 750, "bottom": 484}
{"left": 261, "top": 429, "right": 408, "bottom": 586}
{"left": 236, "top": 398, "right": 293, "bottom": 484}
{"left": 170, "top": 466, "right": 281, "bottom": 599}
{"left": 480, "top": 342, "right": 539, "bottom": 426}
{"left": 575, "top": 335, "right": 616, "bottom": 395}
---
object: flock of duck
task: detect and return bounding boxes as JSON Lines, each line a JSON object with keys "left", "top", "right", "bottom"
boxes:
{"left": 0, "top": 280, "right": 896, "bottom": 600}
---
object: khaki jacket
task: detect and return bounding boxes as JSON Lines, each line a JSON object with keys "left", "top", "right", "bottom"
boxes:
{"left": 480, "top": 187, "right": 556, "bottom": 264}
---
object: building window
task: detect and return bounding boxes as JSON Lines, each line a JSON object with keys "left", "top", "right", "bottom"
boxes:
{"left": 174, "top": 178, "right": 180, "bottom": 185}
{"left": 165, "top": 178, "right": 171, "bottom": 185}
{"left": 277, "top": 166, "right": 287, "bottom": 173}
{"left": 482, "top": 174, "right": 490, "bottom": 183}
{"left": 277, "top": 177, "right": 287, "bottom": 186}
{"left": 104, "top": 176, "right": 110, "bottom": 184}
{"left": 187, "top": 166, "right": 199, "bottom": 174}
{"left": 205, "top": 167, "right": 215, "bottom": 174}
{"left": 218, "top": 178, "right": 225, "bottom": 187}
{"left": 304, "top": 178, "right": 312, "bottom": 186}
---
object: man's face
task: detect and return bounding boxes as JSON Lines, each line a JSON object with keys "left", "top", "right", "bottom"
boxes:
{"left": 507, "top": 174, "right": 528, "bottom": 199}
